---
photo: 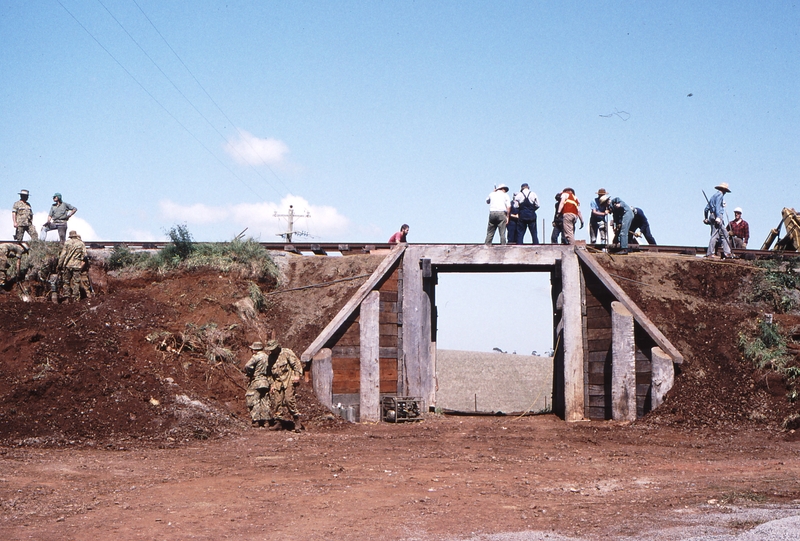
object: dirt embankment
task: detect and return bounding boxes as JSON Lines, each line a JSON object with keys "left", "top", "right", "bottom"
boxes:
{"left": 0, "top": 251, "right": 386, "bottom": 447}
{"left": 595, "top": 252, "right": 800, "bottom": 433}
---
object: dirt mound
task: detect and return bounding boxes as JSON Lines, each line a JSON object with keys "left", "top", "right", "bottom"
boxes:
{"left": 0, "top": 252, "right": 385, "bottom": 447}
{"left": 595, "top": 252, "right": 800, "bottom": 432}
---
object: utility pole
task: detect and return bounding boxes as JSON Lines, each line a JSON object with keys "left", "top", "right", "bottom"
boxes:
{"left": 274, "top": 205, "right": 311, "bottom": 242}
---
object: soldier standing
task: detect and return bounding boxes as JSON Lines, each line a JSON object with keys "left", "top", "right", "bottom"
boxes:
{"left": 265, "top": 339, "right": 304, "bottom": 431}
{"left": 41, "top": 193, "right": 77, "bottom": 243}
{"left": 243, "top": 342, "right": 274, "bottom": 427}
{"left": 0, "top": 242, "right": 29, "bottom": 286}
{"left": 57, "top": 230, "right": 86, "bottom": 301}
{"left": 12, "top": 190, "right": 38, "bottom": 242}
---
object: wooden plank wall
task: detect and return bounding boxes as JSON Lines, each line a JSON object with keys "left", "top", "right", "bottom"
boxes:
{"left": 327, "top": 266, "right": 401, "bottom": 408}
{"left": 582, "top": 266, "right": 653, "bottom": 420}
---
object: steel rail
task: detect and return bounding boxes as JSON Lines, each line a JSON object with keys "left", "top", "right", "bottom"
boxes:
{"left": 2, "top": 240, "right": 798, "bottom": 259}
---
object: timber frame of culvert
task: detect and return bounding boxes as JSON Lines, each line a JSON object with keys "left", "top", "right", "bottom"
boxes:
{"left": 300, "top": 243, "right": 684, "bottom": 424}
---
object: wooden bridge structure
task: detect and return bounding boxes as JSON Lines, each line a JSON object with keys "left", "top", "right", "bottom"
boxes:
{"left": 300, "top": 243, "right": 684, "bottom": 423}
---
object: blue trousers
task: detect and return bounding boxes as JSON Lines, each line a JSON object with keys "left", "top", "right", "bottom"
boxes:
{"left": 516, "top": 218, "right": 539, "bottom": 244}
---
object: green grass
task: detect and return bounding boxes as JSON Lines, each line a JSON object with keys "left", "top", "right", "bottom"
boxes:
{"left": 106, "top": 225, "right": 279, "bottom": 283}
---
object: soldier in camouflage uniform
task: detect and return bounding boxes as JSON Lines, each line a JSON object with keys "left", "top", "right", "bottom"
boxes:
{"left": 265, "top": 339, "right": 304, "bottom": 431}
{"left": 57, "top": 230, "right": 86, "bottom": 301}
{"left": 74, "top": 234, "right": 93, "bottom": 298}
{"left": 0, "top": 242, "right": 28, "bottom": 286}
{"left": 243, "top": 342, "right": 274, "bottom": 427}
{"left": 12, "top": 190, "right": 38, "bottom": 242}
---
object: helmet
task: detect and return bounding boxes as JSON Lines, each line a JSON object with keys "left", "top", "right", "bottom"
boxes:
{"left": 53, "top": 192, "right": 62, "bottom": 200}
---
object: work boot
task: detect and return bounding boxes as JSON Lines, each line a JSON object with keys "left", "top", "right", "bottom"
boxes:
{"left": 292, "top": 414, "right": 304, "bottom": 433}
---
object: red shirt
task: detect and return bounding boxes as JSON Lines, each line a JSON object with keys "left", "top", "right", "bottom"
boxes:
{"left": 728, "top": 219, "right": 749, "bottom": 241}
{"left": 388, "top": 231, "right": 407, "bottom": 243}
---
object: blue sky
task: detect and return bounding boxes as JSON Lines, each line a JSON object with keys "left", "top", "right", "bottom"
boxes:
{"left": 2, "top": 1, "right": 798, "bottom": 352}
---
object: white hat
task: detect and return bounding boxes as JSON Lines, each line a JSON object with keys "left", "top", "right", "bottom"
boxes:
{"left": 495, "top": 184, "right": 508, "bottom": 191}
{"left": 734, "top": 207, "right": 742, "bottom": 213}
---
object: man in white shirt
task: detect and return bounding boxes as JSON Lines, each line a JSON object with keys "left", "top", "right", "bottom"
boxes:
{"left": 485, "top": 184, "right": 511, "bottom": 245}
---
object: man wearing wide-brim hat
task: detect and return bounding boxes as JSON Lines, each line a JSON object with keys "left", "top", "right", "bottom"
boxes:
{"left": 265, "top": 339, "right": 305, "bottom": 432}
{"left": 590, "top": 188, "right": 609, "bottom": 244}
{"left": 12, "top": 189, "right": 38, "bottom": 242}
{"left": 704, "top": 182, "right": 734, "bottom": 258}
{"left": 485, "top": 184, "right": 511, "bottom": 245}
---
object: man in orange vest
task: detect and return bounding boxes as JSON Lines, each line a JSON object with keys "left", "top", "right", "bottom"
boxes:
{"left": 556, "top": 188, "right": 584, "bottom": 244}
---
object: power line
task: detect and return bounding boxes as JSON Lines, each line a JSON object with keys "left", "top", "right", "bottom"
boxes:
{"left": 96, "top": 0, "right": 285, "bottom": 199}
{"left": 129, "top": 0, "right": 296, "bottom": 197}
{"left": 55, "top": 0, "right": 267, "bottom": 201}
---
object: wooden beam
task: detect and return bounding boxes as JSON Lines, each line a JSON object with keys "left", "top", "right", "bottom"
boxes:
{"left": 575, "top": 248, "right": 684, "bottom": 364}
{"left": 360, "top": 291, "right": 381, "bottom": 422}
{"left": 301, "top": 244, "right": 406, "bottom": 362}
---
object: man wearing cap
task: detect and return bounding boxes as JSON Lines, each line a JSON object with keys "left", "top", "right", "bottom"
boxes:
{"left": 557, "top": 188, "right": 584, "bottom": 244}
{"left": 704, "top": 183, "right": 733, "bottom": 258}
{"left": 12, "top": 190, "right": 38, "bottom": 242}
{"left": 243, "top": 341, "right": 274, "bottom": 427}
{"left": 0, "top": 242, "right": 28, "bottom": 286}
{"left": 514, "top": 183, "right": 540, "bottom": 244}
{"left": 604, "top": 195, "right": 634, "bottom": 254}
{"left": 57, "top": 230, "right": 87, "bottom": 301}
{"left": 485, "top": 184, "right": 511, "bottom": 245}
{"left": 727, "top": 207, "right": 749, "bottom": 249}
{"left": 589, "top": 189, "right": 609, "bottom": 244}
{"left": 266, "top": 339, "right": 304, "bottom": 431}
{"left": 41, "top": 193, "right": 77, "bottom": 243}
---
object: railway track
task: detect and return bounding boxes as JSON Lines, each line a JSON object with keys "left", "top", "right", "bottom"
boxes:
{"left": 4, "top": 240, "right": 798, "bottom": 259}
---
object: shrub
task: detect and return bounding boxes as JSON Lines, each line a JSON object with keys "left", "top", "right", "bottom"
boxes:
{"left": 738, "top": 318, "right": 799, "bottom": 403}
{"left": 107, "top": 244, "right": 152, "bottom": 271}
{"left": 751, "top": 259, "right": 800, "bottom": 312}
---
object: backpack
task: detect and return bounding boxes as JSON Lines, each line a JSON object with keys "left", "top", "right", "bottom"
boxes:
{"left": 518, "top": 191, "right": 539, "bottom": 221}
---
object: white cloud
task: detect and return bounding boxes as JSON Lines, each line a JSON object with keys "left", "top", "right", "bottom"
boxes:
{"left": 159, "top": 196, "right": 351, "bottom": 241}
{"left": 224, "top": 130, "right": 289, "bottom": 166}
{"left": 158, "top": 201, "right": 230, "bottom": 225}
{"left": 1, "top": 210, "right": 98, "bottom": 242}
{"left": 123, "top": 229, "right": 159, "bottom": 242}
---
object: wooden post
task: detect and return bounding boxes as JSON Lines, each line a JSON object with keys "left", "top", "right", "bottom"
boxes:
{"left": 611, "top": 301, "right": 636, "bottom": 421}
{"left": 360, "top": 291, "right": 381, "bottom": 422}
{"left": 651, "top": 346, "right": 674, "bottom": 409}
{"left": 311, "top": 348, "right": 333, "bottom": 411}
{"left": 561, "top": 250, "right": 585, "bottom": 421}
{"left": 402, "top": 246, "right": 435, "bottom": 407}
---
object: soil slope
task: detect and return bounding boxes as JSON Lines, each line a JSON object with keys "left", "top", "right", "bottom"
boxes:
{"left": 0, "top": 251, "right": 386, "bottom": 447}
